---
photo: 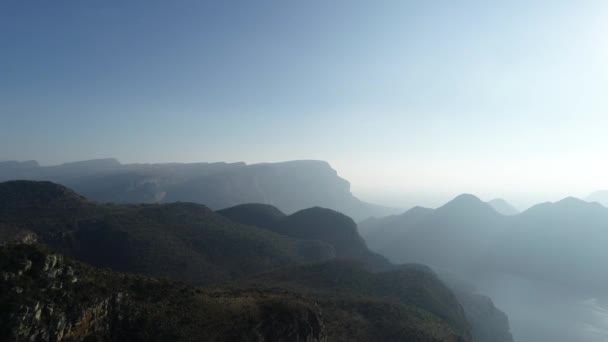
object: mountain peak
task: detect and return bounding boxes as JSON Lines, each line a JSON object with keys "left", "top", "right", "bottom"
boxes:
{"left": 280, "top": 207, "right": 378, "bottom": 259}
{"left": 407, "top": 205, "right": 433, "bottom": 214}
{"left": 554, "top": 196, "right": 607, "bottom": 211}
{"left": 400, "top": 206, "right": 434, "bottom": 219}
{"left": 522, "top": 196, "right": 606, "bottom": 217}
{"left": 440, "top": 194, "right": 484, "bottom": 209}
{"left": 556, "top": 196, "right": 587, "bottom": 205}
{"left": 287, "top": 206, "right": 356, "bottom": 228}
{"left": 435, "top": 194, "right": 498, "bottom": 218}
{"left": 217, "top": 203, "right": 286, "bottom": 229}
{"left": 453, "top": 193, "right": 483, "bottom": 202}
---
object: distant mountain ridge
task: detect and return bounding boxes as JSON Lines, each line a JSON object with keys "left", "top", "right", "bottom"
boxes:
{"left": 362, "top": 193, "right": 608, "bottom": 293}
{"left": 366, "top": 194, "right": 506, "bottom": 274}
{"left": 0, "top": 159, "right": 399, "bottom": 221}
{"left": 586, "top": 190, "right": 608, "bottom": 207}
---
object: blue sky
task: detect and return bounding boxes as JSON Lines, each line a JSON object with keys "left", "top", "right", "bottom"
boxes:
{"left": 1, "top": 1, "right": 607, "bottom": 207}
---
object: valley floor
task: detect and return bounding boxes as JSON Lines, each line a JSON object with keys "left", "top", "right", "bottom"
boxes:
{"left": 476, "top": 273, "right": 608, "bottom": 342}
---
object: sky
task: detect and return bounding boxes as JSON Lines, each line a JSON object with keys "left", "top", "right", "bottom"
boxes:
{"left": 1, "top": 0, "right": 607, "bottom": 208}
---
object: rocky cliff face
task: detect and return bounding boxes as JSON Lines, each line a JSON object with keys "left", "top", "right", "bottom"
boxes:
{"left": 13, "top": 294, "right": 125, "bottom": 341}
{"left": 0, "top": 159, "right": 399, "bottom": 221}
{"left": 2, "top": 246, "right": 130, "bottom": 341}
{"left": 455, "top": 292, "right": 513, "bottom": 342}
{"left": 438, "top": 272, "right": 514, "bottom": 342}
{"left": 0, "top": 244, "right": 328, "bottom": 342}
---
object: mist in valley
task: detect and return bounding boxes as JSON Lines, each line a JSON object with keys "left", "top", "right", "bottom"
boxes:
{"left": 3, "top": 1, "right": 608, "bottom": 341}
{"left": 360, "top": 193, "right": 608, "bottom": 342}
{"left": 476, "top": 273, "right": 608, "bottom": 342}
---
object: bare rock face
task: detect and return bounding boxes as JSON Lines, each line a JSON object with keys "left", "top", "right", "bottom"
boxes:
{"left": 455, "top": 292, "right": 514, "bottom": 342}
{"left": 14, "top": 295, "right": 124, "bottom": 341}
{"left": 0, "top": 244, "right": 328, "bottom": 342}
{"left": 0, "top": 225, "right": 38, "bottom": 245}
{"left": 3, "top": 248, "right": 119, "bottom": 342}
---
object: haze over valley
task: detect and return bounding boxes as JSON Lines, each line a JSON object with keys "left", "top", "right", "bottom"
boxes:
{"left": 2, "top": 159, "right": 608, "bottom": 341}
{"left": 2, "top": 1, "right": 608, "bottom": 341}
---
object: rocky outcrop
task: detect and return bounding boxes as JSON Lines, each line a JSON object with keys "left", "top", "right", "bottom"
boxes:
{"left": 0, "top": 225, "right": 38, "bottom": 245}
{"left": 0, "top": 243, "right": 328, "bottom": 342}
{"left": 454, "top": 291, "right": 514, "bottom": 342}
{"left": 436, "top": 271, "right": 513, "bottom": 342}
{"left": 2, "top": 248, "right": 120, "bottom": 341}
{"left": 13, "top": 295, "right": 123, "bottom": 341}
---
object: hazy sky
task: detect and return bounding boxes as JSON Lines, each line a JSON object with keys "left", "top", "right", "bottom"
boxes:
{"left": 1, "top": 1, "right": 607, "bottom": 207}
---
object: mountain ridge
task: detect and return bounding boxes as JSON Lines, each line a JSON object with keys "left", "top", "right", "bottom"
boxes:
{"left": 219, "top": 204, "right": 392, "bottom": 272}
{"left": 0, "top": 159, "right": 400, "bottom": 221}
{"left": 363, "top": 192, "right": 608, "bottom": 294}
{"left": 586, "top": 190, "right": 608, "bottom": 207}
{"left": 0, "top": 181, "right": 477, "bottom": 342}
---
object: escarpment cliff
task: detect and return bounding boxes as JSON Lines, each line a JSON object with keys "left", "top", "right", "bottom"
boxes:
{"left": 0, "top": 243, "right": 327, "bottom": 342}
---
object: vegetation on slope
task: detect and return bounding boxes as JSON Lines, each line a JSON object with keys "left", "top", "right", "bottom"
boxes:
{"left": 246, "top": 260, "right": 472, "bottom": 342}
{"left": 0, "top": 243, "right": 327, "bottom": 341}
{"left": 219, "top": 204, "right": 391, "bottom": 271}
{"left": 0, "top": 181, "right": 479, "bottom": 341}
{"left": 0, "top": 181, "right": 335, "bottom": 285}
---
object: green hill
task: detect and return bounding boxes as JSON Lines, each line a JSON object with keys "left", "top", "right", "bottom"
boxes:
{"left": 0, "top": 181, "right": 476, "bottom": 341}
{"left": 217, "top": 203, "right": 287, "bottom": 229}
{"left": 219, "top": 204, "right": 392, "bottom": 271}
{"left": 0, "top": 181, "right": 335, "bottom": 285}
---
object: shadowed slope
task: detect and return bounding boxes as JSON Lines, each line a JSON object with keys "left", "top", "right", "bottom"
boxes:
{"left": 0, "top": 243, "right": 327, "bottom": 342}
{"left": 247, "top": 259, "right": 472, "bottom": 342}
{"left": 219, "top": 204, "right": 392, "bottom": 271}
{"left": 0, "top": 181, "right": 335, "bottom": 285}
{"left": 0, "top": 181, "right": 477, "bottom": 342}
